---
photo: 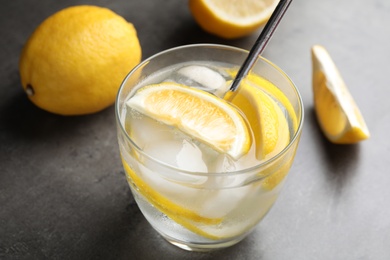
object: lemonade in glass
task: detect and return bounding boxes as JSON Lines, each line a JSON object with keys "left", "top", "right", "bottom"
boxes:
{"left": 116, "top": 44, "right": 303, "bottom": 251}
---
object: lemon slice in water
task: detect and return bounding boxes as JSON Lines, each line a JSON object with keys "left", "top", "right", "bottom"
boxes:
{"left": 126, "top": 82, "right": 251, "bottom": 159}
{"left": 122, "top": 159, "right": 223, "bottom": 240}
{"left": 225, "top": 74, "right": 295, "bottom": 190}
{"left": 226, "top": 79, "right": 290, "bottom": 161}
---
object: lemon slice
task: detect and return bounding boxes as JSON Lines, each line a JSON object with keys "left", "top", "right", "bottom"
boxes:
{"left": 245, "top": 73, "right": 299, "bottom": 133}
{"left": 311, "top": 45, "right": 370, "bottom": 144}
{"left": 123, "top": 158, "right": 269, "bottom": 239}
{"left": 122, "top": 159, "right": 223, "bottom": 240}
{"left": 224, "top": 71, "right": 298, "bottom": 190}
{"left": 225, "top": 79, "right": 290, "bottom": 160}
{"left": 189, "top": 0, "right": 279, "bottom": 39}
{"left": 126, "top": 82, "right": 251, "bottom": 159}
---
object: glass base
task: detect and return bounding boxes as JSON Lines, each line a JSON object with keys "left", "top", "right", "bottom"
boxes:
{"left": 159, "top": 231, "right": 248, "bottom": 252}
{"left": 130, "top": 182, "right": 263, "bottom": 252}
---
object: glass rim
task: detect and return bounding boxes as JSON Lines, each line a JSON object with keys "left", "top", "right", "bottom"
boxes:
{"left": 115, "top": 43, "right": 304, "bottom": 177}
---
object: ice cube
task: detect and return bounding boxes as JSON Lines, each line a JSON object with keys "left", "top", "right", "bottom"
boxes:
{"left": 126, "top": 111, "right": 174, "bottom": 149}
{"left": 211, "top": 153, "right": 237, "bottom": 173}
{"left": 176, "top": 139, "right": 208, "bottom": 172}
{"left": 135, "top": 138, "right": 209, "bottom": 206}
{"left": 141, "top": 136, "right": 209, "bottom": 187}
{"left": 206, "top": 155, "right": 250, "bottom": 189}
{"left": 137, "top": 162, "right": 202, "bottom": 205}
{"left": 211, "top": 143, "right": 260, "bottom": 174}
{"left": 144, "top": 138, "right": 207, "bottom": 173}
{"left": 197, "top": 185, "right": 253, "bottom": 219}
{"left": 144, "top": 139, "right": 181, "bottom": 167}
{"left": 190, "top": 153, "right": 254, "bottom": 219}
{"left": 175, "top": 65, "right": 229, "bottom": 95}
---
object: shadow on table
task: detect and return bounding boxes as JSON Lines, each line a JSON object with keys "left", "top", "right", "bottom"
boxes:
{"left": 163, "top": 19, "right": 259, "bottom": 51}
{"left": 79, "top": 190, "right": 265, "bottom": 260}
{"left": 70, "top": 198, "right": 253, "bottom": 260}
{"left": 0, "top": 90, "right": 113, "bottom": 142}
{"left": 114, "top": 225, "right": 264, "bottom": 260}
{"left": 308, "top": 108, "right": 361, "bottom": 191}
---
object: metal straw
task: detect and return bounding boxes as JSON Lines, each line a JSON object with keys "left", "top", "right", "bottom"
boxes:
{"left": 229, "top": 0, "right": 293, "bottom": 92}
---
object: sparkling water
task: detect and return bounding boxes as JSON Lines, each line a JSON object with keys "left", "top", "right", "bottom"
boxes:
{"left": 118, "top": 60, "right": 295, "bottom": 250}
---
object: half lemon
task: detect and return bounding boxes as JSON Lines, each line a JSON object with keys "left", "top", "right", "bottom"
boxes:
{"left": 189, "top": 0, "right": 279, "bottom": 39}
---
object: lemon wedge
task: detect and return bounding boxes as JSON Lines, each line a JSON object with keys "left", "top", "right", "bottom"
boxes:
{"left": 189, "top": 0, "right": 279, "bottom": 39}
{"left": 311, "top": 45, "right": 370, "bottom": 144}
{"left": 224, "top": 69, "right": 300, "bottom": 189}
{"left": 225, "top": 79, "right": 290, "bottom": 160}
{"left": 225, "top": 75, "right": 294, "bottom": 190}
{"left": 126, "top": 82, "right": 251, "bottom": 159}
{"left": 245, "top": 73, "right": 299, "bottom": 133}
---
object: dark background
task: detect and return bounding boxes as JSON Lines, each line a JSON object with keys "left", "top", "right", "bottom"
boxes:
{"left": 1, "top": 0, "right": 389, "bottom": 259}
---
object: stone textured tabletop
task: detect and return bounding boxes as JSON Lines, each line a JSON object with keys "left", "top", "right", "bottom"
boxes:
{"left": 1, "top": 0, "right": 389, "bottom": 259}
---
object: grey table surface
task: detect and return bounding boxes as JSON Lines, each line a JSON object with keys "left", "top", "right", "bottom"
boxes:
{"left": 1, "top": 0, "right": 389, "bottom": 259}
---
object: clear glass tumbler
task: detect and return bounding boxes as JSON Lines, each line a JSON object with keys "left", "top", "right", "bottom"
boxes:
{"left": 116, "top": 44, "right": 304, "bottom": 251}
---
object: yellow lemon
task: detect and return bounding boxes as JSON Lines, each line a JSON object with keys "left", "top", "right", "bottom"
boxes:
{"left": 225, "top": 75, "right": 295, "bottom": 190}
{"left": 225, "top": 78, "right": 290, "bottom": 161}
{"left": 245, "top": 73, "right": 299, "bottom": 133}
{"left": 311, "top": 45, "right": 370, "bottom": 144}
{"left": 19, "top": 5, "right": 142, "bottom": 115}
{"left": 126, "top": 82, "right": 251, "bottom": 160}
{"left": 189, "top": 0, "right": 278, "bottom": 39}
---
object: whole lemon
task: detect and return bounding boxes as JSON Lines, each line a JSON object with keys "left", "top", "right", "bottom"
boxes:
{"left": 19, "top": 5, "right": 142, "bottom": 115}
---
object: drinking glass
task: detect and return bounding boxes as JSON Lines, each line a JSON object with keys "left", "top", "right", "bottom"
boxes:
{"left": 115, "top": 44, "right": 304, "bottom": 251}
